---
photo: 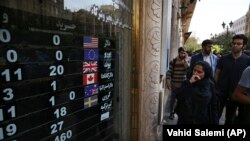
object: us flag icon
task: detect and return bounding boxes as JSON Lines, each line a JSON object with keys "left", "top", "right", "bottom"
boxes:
{"left": 83, "top": 36, "right": 98, "bottom": 48}
{"left": 83, "top": 73, "right": 98, "bottom": 85}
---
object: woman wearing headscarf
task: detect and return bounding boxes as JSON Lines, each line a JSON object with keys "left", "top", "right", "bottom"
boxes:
{"left": 175, "top": 61, "right": 219, "bottom": 124}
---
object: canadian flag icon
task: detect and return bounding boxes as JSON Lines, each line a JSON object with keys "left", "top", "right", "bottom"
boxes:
{"left": 83, "top": 73, "right": 98, "bottom": 85}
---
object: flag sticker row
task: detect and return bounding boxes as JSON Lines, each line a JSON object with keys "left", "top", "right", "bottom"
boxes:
{"left": 83, "top": 36, "right": 115, "bottom": 122}
{"left": 83, "top": 36, "right": 99, "bottom": 110}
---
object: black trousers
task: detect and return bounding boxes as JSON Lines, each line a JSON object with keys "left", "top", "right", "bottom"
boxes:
{"left": 219, "top": 98, "right": 238, "bottom": 124}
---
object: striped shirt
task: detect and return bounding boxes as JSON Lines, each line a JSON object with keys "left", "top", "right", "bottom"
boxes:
{"left": 166, "top": 57, "right": 189, "bottom": 88}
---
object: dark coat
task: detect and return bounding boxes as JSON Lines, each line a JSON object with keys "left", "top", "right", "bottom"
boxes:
{"left": 175, "top": 78, "right": 219, "bottom": 124}
{"left": 189, "top": 53, "right": 217, "bottom": 76}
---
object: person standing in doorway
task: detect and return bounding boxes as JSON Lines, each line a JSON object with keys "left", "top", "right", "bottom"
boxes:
{"left": 189, "top": 39, "right": 218, "bottom": 76}
{"left": 232, "top": 66, "right": 250, "bottom": 124}
{"left": 214, "top": 34, "right": 250, "bottom": 124}
{"left": 166, "top": 47, "right": 189, "bottom": 120}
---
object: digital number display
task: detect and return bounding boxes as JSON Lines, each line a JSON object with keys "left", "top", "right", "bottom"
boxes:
{"left": 0, "top": 5, "right": 116, "bottom": 140}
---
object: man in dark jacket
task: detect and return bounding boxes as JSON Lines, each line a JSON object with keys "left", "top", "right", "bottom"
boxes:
{"left": 189, "top": 39, "right": 217, "bottom": 77}
{"left": 214, "top": 34, "right": 250, "bottom": 124}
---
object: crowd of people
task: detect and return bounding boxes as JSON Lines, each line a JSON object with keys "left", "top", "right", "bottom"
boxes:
{"left": 165, "top": 34, "right": 250, "bottom": 124}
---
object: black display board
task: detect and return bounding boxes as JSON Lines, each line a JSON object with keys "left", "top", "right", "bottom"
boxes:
{"left": 0, "top": 6, "right": 115, "bottom": 141}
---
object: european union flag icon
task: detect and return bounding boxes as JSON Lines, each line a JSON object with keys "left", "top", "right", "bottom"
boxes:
{"left": 83, "top": 49, "right": 99, "bottom": 61}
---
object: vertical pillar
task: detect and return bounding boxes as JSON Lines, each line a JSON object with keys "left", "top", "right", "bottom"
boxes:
{"left": 139, "top": 0, "right": 163, "bottom": 140}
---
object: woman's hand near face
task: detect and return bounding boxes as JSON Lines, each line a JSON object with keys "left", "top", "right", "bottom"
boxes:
{"left": 189, "top": 75, "right": 201, "bottom": 83}
{"left": 191, "top": 64, "right": 205, "bottom": 82}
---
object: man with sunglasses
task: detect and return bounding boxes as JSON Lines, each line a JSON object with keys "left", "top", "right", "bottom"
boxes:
{"left": 214, "top": 34, "right": 250, "bottom": 124}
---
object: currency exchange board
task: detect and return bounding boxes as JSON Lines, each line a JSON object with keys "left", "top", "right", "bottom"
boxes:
{"left": 0, "top": 5, "right": 116, "bottom": 141}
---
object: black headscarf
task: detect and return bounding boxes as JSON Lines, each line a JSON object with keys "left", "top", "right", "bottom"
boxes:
{"left": 193, "top": 61, "right": 213, "bottom": 79}
{"left": 190, "top": 61, "right": 215, "bottom": 87}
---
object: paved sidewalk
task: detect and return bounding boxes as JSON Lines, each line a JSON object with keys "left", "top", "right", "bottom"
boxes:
{"left": 163, "top": 90, "right": 226, "bottom": 125}
{"left": 163, "top": 108, "right": 225, "bottom": 125}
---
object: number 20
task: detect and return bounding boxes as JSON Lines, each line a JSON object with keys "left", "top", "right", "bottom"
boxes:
{"left": 49, "top": 65, "right": 64, "bottom": 76}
